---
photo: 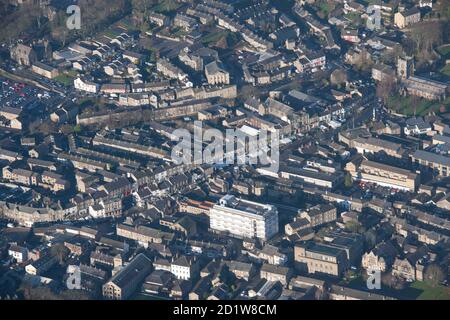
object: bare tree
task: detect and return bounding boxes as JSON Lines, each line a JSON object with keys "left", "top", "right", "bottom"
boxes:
{"left": 376, "top": 75, "right": 397, "bottom": 105}
{"left": 424, "top": 264, "right": 445, "bottom": 287}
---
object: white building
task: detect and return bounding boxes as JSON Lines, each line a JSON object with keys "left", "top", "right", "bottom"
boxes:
{"left": 8, "top": 245, "right": 28, "bottom": 263}
{"left": 419, "top": 0, "right": 432, "bottom": 8}
{"left": 209, "top": 195, "right": 279, "bottom": 241}
{"left": 74, "top": 77, "right": 100, "bottom": 94}
{"left": 89, "top": 202, "right": 105, "bottom": 218}
{"left": 170, "top": 256, "right": 198, "bottom": 280}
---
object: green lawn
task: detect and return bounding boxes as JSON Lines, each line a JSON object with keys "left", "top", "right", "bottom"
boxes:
{"left": 437, "top": 45, "right": 450, "bottom": 59}
{"left": 172, "top": 27, "right": 188, "bottom": 37}
{"left": 152, "top": 0, "right": 181, "bottom": 13}
{"left": 440, "top": 64, "right": 450, "bottom": 76}
{"left": 102, "top": 30, "right": 121, "bottom": 39}
{"left": 201, "top": 30, "right": 229, "bottom": 45}
{"left": 54, "top": 73, "right": 75, "bottom": 87}
{"left": 406, "top": 282, "right": 450, "bottom": 300}
{"left": 66, "top": 69, "right": 78, "bottom": 77}
{"left": 344, "top": 12, "right": 363, "bottom": 24}
{"left": 387, "top": 95, "right": 450, "bottom": 116}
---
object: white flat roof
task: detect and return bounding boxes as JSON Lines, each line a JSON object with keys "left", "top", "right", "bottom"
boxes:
{"left": 239, "top": 125, "right": 259, "bottom": 137}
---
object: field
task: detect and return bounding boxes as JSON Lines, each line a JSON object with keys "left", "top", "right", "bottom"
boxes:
{"left": 440, "top": 64, "right": 450, "bottom": 77}
{"left": 54, "top": 74, "right": 75, "bottom": 87}
{"left": 201, "top": 30, "right": 230, "bottom": 46}
{"left": 387, "top": 95, "right": 450, "bottom": 116}
{"left": 336, "top": 273, "right": 450, "bottom": 300}
{"left": 152, "top": 0, "right": 182, "bottom": 13}
{"left": 437, "top": 44, "right": 450, "bottom": 59}
{"left": 403, "top": 282, "right": 450, "bottom": 300}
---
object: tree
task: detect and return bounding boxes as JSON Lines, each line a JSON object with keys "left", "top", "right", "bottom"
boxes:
{"left": 346, "top": 220, "right": 363, "bottom": 233}
{"left": 50, "top": 243, "right": 70, "bottom": 265}
{"left": 344, "top": 172, "right": 353, "bottom": 188}
{"left": 381, "top": 273, "right": 405, "bottom": 290}
{"left": 330, "top": 69, "right": 348, "bottom": 87}
{"left": 376, "top": 75, "right": 397, "bottom": 105}
{"left": 21, "top": 286, "right": 59, "bottom": 300}
{"left": 73, "top": 125, "right": 82, "bottom": 133}
{"left": 354, "top": 49, "right": 373, "bottom": 72}
{"left": 410, "top": 21, "right": 444, "bottom": 63}
{"left": 424, "top": 264, "right": 445, "bottom": 287}
{"left": 364, "top": 229, "right": 378, "bottom": 250}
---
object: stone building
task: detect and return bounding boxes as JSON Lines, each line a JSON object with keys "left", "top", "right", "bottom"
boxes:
{"left": 294, "top": 241, "right": 348, "bottom": 276}
{"left": 394, "top": 7, "right": 420, "bottom": 29}
{"left": 102, "top": 253, "right": 152, "bottom": 300}
{"left": 10, "top": 43, "right": 37, "bottom": 66}
{"left": 205, "top": 61, "right": 230, "bottom": 85}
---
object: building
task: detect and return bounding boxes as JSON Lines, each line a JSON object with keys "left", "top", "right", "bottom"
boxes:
{"left": 25, "top": 254, "right": 57, "bottom": 275}
{"left": 225, "top": 261, "right": 255, "bottom": 281}
{"left": 173, "top": 13, "right": 198, "bottom": 30}
{"left": 64, "top": 236, "right": 90, "bottom": 256}
{"left": 102, "top": 253, "right": 152, "bottom": 300}
{"left": 209, "top": 195, "right": 279, "bottom": 241}
{"left": 411, "top": 150, "right": 450, "bottom": 176}
{"left": 362, "top": 241, "right": 398, "bottom": 272}
{"left": 279, "top": 166, "right": 342, "bottom": 189}
{"left": 2, "top": 167, "right": 39, "bottom": 186}
{"left": 123, "top": 51, "right": 145, "bottom": 65}
{"left": 118, "top": 93, "right": 150, "bottom": 107}
{"left": 41, "top": 171, "right": 70, "bottom": 192}
{"left": 392, "top": 257, "right": 424, "bottom": 281}
{"left": 74, "top": 78, "right": 99, "bottom": 94}
{"left": 401, "top": 76, "right": 448, "bottom": 101}
{"left": 397, "top": 56, "right": 414, "bottom": 79}
{"left": 329, "top": 285, "right": 396, "bottom": 300}
{"left": 285, "top": 217, "right": 311, "bottom": 236}
{"left": 0, "top": 107, "right": 23, "bottom": 130}
{"left": 258, "top": 244, "right": 288, "bottom": 266}
{"left": 0, "top": 202, "right": 65, "bottom": 227}
{"left": 300, "top": 204, "right": 337, "bottom": 227}
{"left": 149, "top": 11, "right": 168, "bottom": 26}
{"left": 372, "top": 64, "right": 395, "bottom": 82}
{"left": 205, "top": 61, "right": 230, "bottom": 85}
{"left": 346, "top": 158, "right": 419, "bottom": 192}
{"left": 341, "top": 29, "right": 360, "bottom": 43}
{"left": 116, "top": 223, "right": 175, "bottom": 246}
{"left": 394, "top": 7, "right": 421, "bottom": 29}
{"left": 179, "top": 47, "right": 218, "bottom": 72}
{"left": 170, "top": 255, "right": 199, "bottom": 280}
{"left": 8, "top": 244, "right": 28, "bottom": 263}
{"left": 260, "top": 264, "right": 293, "bottom": 286}
{"left": 352, "top": 137, "right": 404, "bottom": 158}
{"left": 31, "top": 62, "right": 59, "bottom": 79}
{"left": 323, "top": 231, "right": 364, "bottom": 266}
{"left": 294, "top": 241, "right": 348, "bottom": 276}
{"left": 10, "top": 43, "right": 37, "bottom": 66}
{"left": 156, "top": 58, "right": 188, "bottom": 81}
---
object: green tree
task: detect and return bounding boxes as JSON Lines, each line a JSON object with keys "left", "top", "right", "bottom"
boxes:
{"left": 344, "top": 172, "right": 353, "bottom": 188}
{"left": 346, "top": 220, "right": 363, "bottom": 233}
{"left": 73, "top": 125, "right": 82, "bottom": 133}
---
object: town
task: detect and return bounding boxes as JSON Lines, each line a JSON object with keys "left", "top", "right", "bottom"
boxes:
{"left": 0, "top": 0, "right": 449, "bottom": 301}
